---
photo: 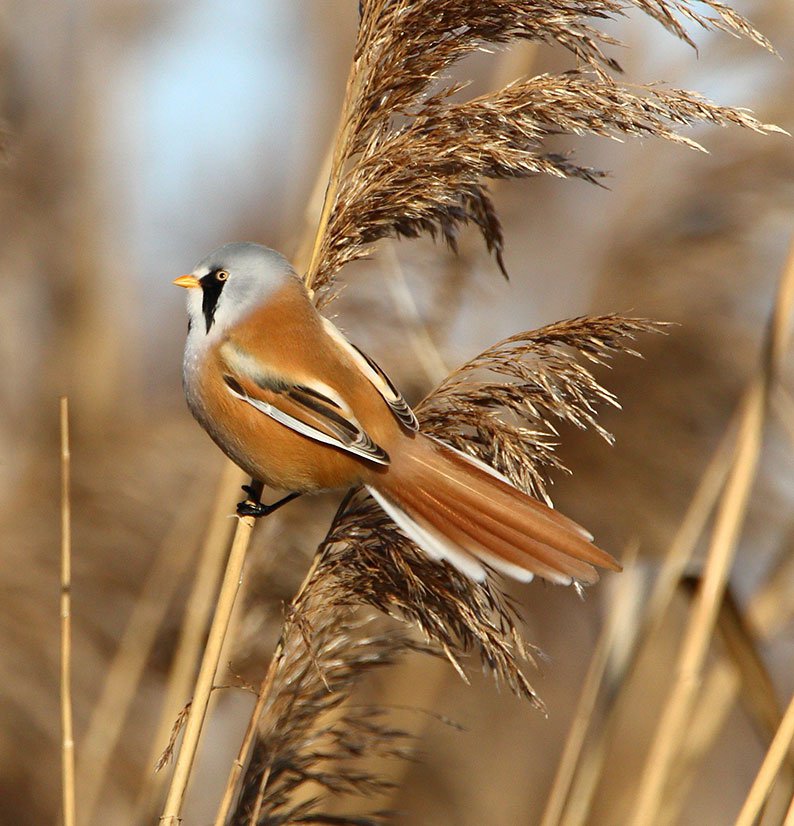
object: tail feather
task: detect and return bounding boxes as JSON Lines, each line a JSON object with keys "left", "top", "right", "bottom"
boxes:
{"left": 369, "top": 485, "right": 543, "bottom": 583}
{"left": 405, "top": 444, "right": 616, "bottom": 570}
{"left": 434, "top": 437, "right": 595, "bottom": 541}
{"left": 392, "top": 478, "right": 598, "bottom": 585}
{"left": 367, "top": 486, "right": 490, "bottom": 581}
{"left": 372, "top": 435, "right": 620, "bottom": 585}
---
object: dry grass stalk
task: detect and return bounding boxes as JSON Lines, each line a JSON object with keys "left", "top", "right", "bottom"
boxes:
{"left": 653, "top": 583, "right": 792, "bottom": 825}
{"left": 560, "top": 735, "right": 611, "bottom": 826}
{"left": 135, "top": 459, "right": 243, "bottom": 822}
{"left": 645, "top": 515, "right": 794, "bottom": 825}
{"left": 709, "top": 584, "right": 786, "bottom": 749}
{"left": 736, "top": 692, "right": 794, "bottom": 826}
{"left": 659, "top": 661, "right": 741, "bottom": 826}
{"left": 540, "top": 545, "right": 641, "bottom": 826}
{"left": 60, "top": 397, "right": 76, "bottom": 826}
{"left": 747, "top": 507, "right": 794, "bottom": 640}
{"left": 628, "top": 382, "right": 762, "bottom": 824}
{"left": 159, "top": 513, "right": 258, "bottom": 825}
{"left": 628, "top": 235, "right": 794, "bottom": 825}
{"left": 212, "top": 555, "right": 324, "bottom": 826}
{"left": 774, "top": 386, "right": 794, "bottom": 457}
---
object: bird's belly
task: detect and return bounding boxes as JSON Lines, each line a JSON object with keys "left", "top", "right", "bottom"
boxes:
{"left": 187, "top": 377, "right": 369, "bottom": 492}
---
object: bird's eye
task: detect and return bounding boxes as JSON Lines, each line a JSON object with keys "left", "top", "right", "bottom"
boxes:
{"left": 216, "top": 269, "right": 229, "bottom": 281}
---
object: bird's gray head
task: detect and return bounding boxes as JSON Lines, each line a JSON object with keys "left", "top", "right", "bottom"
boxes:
{"left": 175, "top": 242, "right": 298, "bottom": 339}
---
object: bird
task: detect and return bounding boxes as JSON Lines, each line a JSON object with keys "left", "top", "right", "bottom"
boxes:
{"left": 174, "top": 242, "right": 620, "bottom": 586}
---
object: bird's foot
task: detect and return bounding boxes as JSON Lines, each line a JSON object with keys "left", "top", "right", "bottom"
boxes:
{"left": 237, "top": 486, "right": 301, "bottom": 518}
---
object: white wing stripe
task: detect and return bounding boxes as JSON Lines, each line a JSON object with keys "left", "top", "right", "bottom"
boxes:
{"left": 225, "top": 382, "right": 390, "bottom": 466}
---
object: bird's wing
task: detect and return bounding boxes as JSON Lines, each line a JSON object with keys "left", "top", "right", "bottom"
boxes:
{"left": 219, "top": 341, "right": 390, "bottom": 465}
{"left": 322, "top": 318, "right": 419, "bottom": 432}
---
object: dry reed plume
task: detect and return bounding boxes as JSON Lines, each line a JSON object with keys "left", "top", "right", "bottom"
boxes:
{"left": 305, "top": 0, "right": 777, "bottom": 296}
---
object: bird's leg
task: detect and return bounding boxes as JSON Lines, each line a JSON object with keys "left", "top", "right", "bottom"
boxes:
{"left": 236, "top": 480, "right": 302, "bottom": 518}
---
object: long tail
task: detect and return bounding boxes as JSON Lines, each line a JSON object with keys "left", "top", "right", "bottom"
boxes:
{"left": 367, "top": 434, "right": 620, "bottom": 585}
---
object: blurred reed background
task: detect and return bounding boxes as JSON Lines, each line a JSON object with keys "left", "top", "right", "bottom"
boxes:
{"left": 2, "top": 1, "right": 793, "bottom": 824}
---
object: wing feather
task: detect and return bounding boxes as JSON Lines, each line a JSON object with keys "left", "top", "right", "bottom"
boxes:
{"left": 322, "top": 318, "right": 419, "bottom": 432}
{"left": 220, "top": 345, "right": 390, "bottom": 466}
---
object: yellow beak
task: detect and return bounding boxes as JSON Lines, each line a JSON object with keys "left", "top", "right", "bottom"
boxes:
{"left": 173, "top": 274, "right": 201, "bottom": 289}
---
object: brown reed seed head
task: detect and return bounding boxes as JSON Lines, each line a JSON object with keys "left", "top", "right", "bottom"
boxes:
{"left": 307, "top": 0, "right": 777, "bottom": 297}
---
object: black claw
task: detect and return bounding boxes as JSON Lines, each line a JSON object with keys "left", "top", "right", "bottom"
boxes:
{"left": 236, "top": 489, "right": 302, "bottom": 519}
{"left": 236, "top": 499, "right": 274, "bottom": 518}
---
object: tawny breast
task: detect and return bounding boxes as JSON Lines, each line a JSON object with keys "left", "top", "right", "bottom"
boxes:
{"left": 194, "top": 279, "right": 406, "bottom": 491}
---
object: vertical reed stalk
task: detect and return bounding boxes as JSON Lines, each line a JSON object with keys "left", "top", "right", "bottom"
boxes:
{"left": 630, "top": 234, "right": 794, "bottom": 825}
{"left": 213, "top": 555, "right": 323, "bottom": 826}
{"left": 304, "top": 60, "right": 363, "bottom": 290}
{"left": 629, "top": 376, "right": 765, "bottom": 825}
{"left": 159, "top": 515, "right": 257, "bottom": 825}
{"left": 60, "top": 396, "right": 76, "bottom": 826}
{"left": 736, "top": 691, "right": 794, "bottom": 826}
{"left": 136, "top": 461, "right": 243, "bottom": 821}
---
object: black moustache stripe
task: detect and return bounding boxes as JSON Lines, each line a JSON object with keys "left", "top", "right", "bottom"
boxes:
{"left": 200, "top": 270, "right": 226, "bottom": 333}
